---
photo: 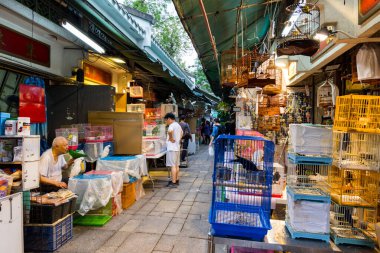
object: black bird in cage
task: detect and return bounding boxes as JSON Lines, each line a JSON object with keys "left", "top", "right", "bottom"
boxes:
{"left": 232, "top": 155, "right": 259, "bottom": 171}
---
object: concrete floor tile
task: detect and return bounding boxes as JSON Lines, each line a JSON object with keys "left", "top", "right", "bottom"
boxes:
{"left": 135, "top": 216, "right": 171, "bottom": 234}
{"left": 117, "top": 233, "right": 160, "bottom": 253}
{"left": 150, "top": 196, "right": 163, "bottom": 204}
{"left": 119, "top": 219, "right": 141, "bottom": 232}
{"left": 187, "top": 214, "right": 201, "bottom": 220}
{"left": 190, "top": 202, "right": 210, "bottom": 215}
{"left": 154, "top": 235, "right": 177, "bottom": 252}
{"left": 140, "top": 203, "right": 157, "bottom": 213}
{"left": 58, "top": 229, "right": 115, "bottom": 253}
{"left": 149, "top": 211, "right": 163, "bottom": 216}
{"left": 171, "top": 217, "right": 186, "bottom": 224}
{"left": 103, "top": 231, "right": 130, "bottom": 247}
{"left": 182, "top": 201, "right": 194, "bottom": 206}
{"left": 153, "top": 200, "right": 181, "bottom": 213}
{"left": 163, "top": 191, "right": 187, "bottom": 201}
{"left": 162, "top": 212, "right": 175, "bottom": 218}
{"left": 184, "top": 192, "right": 197, "bottom": 202}
{"left": 176, "top": 204, "right": 192, "bottom": 214}
{"left": 95, "top": 246, "right": 118, "bottom": 253}
{"left": 172, "top": 237, "right": 208, "bottom": 253}
{"left": 154, "top": 189, "right": 170, "bottom": 197}
{"left": 180, "top": 219, "right": 210, "bottom": 239}
{"left": 173, "top": 212, "right": 188, "bottom": 219}
{"left": 195, "top": 193, "right": 212, "bottom": 203}
{"left": 164, "top": 222, "right": 183, "bottom": 235}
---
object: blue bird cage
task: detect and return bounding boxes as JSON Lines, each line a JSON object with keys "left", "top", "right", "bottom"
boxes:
{"left": 209, "top": 135, "right": 275, "bottom": 240}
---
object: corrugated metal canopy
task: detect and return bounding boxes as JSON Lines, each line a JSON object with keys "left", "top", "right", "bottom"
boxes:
{"left": 173, "top": 0, "right": 279, "bottom": 96}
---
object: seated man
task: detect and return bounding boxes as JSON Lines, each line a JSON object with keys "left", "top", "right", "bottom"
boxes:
{"left": 39, "top": 136, "right": 73, "bottom": 191}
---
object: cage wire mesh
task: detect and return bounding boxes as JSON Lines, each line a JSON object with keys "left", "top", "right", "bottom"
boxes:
{"left": 333, "top": 131, "right": 380, "bottom": 171}
{"left": 330, "top": 201, "right": 377, "bottom": 242}
{"left": 287, "top": 162, "right": 330, "bottom": 192}
{"left": 221, "top": 49, "right": 252, "bottom": 87}
{"left": 328, "top": 166, "right": 379, "bottom": 208}
{"left": 210, "top": 135, "right": 274, "bottom": 240}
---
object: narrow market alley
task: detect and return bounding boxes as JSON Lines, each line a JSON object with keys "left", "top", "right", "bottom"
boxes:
{"left": 58, "top": 146, "right": 213, "bottom": 253}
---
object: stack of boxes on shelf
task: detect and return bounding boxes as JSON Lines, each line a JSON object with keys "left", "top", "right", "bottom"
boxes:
{"left": 209, "top": 136, "right": 275, "bottom": 241}
{"left": 329, "top": 95, "right": 380, "bottom": 247}
{"left": 286, "top": 124, "right": 333, "bottom": 242}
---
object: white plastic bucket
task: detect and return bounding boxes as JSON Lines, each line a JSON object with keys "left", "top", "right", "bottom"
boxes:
{"left": 4, "top": 119, "right": 17, "bottom": 136}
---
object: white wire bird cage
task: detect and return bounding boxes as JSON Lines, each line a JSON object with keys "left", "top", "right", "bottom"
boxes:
{"left": 333, "top": 131, "right": 380, "bottom": 171}
{"left": 277, "top": 3, "right": 320, "bottom": 56}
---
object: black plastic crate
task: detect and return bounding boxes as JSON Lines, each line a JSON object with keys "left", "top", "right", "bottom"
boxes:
{"left": 62, "top": 197, "right": 77, "bottom": 217}
{"left": 24, "top": 214, "right": 73, "bottom": 252}
{"left": 30, "top": 203, "right": 63, "bottom": 224}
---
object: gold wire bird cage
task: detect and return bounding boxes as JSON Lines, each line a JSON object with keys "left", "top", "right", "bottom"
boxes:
{"left": 330, "top": 201, "right": 377, "bottom": 246}
{"left": 221, "top": 49, "right": 251, "bottom": 87}
{"left": 287, "top": 162, "right": 330, "bottom": 193}
{"left": 328, "top": 166, "right": 380, "bottom": 208}
{"left": 333, "top": 131, "right": 380, "bottom": 171}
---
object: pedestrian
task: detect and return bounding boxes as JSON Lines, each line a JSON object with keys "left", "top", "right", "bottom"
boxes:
{"left": 200, "top": 118, "right": 206, "bottom": 144}
{"left": 209, "top": 118, "right": 224, "bottom": 146}
{"left": 164, "top": 113, "right": 183, "bottom": 187}
{"left": 204, "top": 120, "right": 211, "bottom": 144}
{"left": 179, "top": 115, "right": 192, "bottom": 162}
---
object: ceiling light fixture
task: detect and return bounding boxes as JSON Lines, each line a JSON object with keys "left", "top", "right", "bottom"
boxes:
{"left": 314, "top": 26, "right": 355, "bottom": 42}
{"left": 109, "top": 57, "right": 126, "bottom": 64}
{"left": 61, "top": 20, "right": 105, "bottom": 54}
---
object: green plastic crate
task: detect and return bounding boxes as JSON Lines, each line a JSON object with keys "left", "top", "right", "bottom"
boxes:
{"left": 86, "top": 198, "right": 113, "bottom": 216}
{"left": 73, "top": 215, "right": 112, "bottom": 227}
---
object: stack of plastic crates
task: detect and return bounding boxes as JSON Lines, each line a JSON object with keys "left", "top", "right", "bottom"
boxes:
{"left": 209, "top": 135, "right": 274, "bottom": 241}
{"left": 24, "top": 191, "right": 76, "bottom": 252}
{"left": 329, "top": 109, "right": 380, "bottom": 248}
{"left": 286, "top": 161, "right": 331, "bottom": 242}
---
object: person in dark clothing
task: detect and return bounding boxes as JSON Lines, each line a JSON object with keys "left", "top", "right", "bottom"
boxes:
{"left": 204, "top": 121, "right": 211, "bottom": 144}
{"left": 200, "top": 118, "right": 206, "bottom": 144}
{"left": 179, "top": 115, "right": 191, "bottom": 162}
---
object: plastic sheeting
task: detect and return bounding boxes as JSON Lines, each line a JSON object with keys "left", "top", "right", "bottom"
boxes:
{"left": 96, "top": 155, "right": 148, "bottom": 182}
{"left": 68, "top": 174, "right": 113, "bottom": 216}
{"left": 85, "top": 170, "right": 123, "bottom": 197}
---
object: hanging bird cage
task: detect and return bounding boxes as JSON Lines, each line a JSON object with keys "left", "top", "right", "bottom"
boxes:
{"left": 221, "top": 49, "right": 251, "bottom": 87}
{"left": 277, "top": 3, "right": 320, "bottom": 57}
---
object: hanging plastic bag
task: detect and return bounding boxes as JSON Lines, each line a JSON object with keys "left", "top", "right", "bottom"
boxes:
{"left": 208, "top": 145, "right": 214, "bottom": 156}
{"left": 357, "top": 43, "right": 380, "bottom": 81}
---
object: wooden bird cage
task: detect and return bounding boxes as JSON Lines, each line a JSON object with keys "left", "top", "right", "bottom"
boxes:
{"left": 221, "top": 49, "right": 251, "bottom": 87}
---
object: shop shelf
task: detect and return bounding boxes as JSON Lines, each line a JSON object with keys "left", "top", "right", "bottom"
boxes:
{"left": 334, "top": 95, "right": 380, "bottom": 134}
{"left": 333, "top": 131, "right": 380, "bottom": 171}
{"left": 289, "top": 124, "right": 333, "bottom": 156}
{"left": 24, "top": 214, "right": 73, "bottom": 252}
{"left": 73, "top": 215, "right": 112, "bottom": 227}
{"left": 288, "top": 153, "right": 332, "bottom": 165}
{"left": 328, "top": 166, "right": 379, "bottom": 208}
{"left": 285, "top": 220, "right": 330, "bottom": 243}
{"left": 286, "top": 161, "right": 330, "bottom": 192}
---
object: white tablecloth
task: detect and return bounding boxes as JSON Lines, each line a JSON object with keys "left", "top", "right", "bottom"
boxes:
{"left": 96, "top": 155, "right": 148, "bottom": 182}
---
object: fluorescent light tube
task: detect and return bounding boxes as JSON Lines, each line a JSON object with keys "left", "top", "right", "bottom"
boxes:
{"left": 62, "top": 21, "right": 105, "bottom": 54}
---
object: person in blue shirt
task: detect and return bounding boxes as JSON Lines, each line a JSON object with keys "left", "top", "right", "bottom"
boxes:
{"left": 209, "top": 118, "right": 221, "bottom": 146}
{"left": 203, "top": 121, "right": 211, "bottom": 144}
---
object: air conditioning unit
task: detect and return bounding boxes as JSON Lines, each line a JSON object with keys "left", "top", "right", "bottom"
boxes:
{"left": 130, "top": 86, "right": 143, "bottom": 98}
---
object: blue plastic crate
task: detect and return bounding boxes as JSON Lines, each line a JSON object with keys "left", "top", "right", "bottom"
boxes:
{"left": 24, "top": 214, "right": 73, "bottom": 252}
{"left": 285, "top": 220, "right": 330, "bottom": 243}
{"left": 287, "top": 186, "right": 330, "bottom": 202}
{"left": 288, "top": 153, "right": 332, "bottom": 165}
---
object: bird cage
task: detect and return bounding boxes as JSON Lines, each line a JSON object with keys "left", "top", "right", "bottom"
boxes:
{"left": 330, "top": 201, "right": 376, "bottom": 247}
{"left": 209, "top": 135, "right": 275, "bottom": 240}
{"left": 129, "top": 86, "right": 143, "bottom": 98}
{"left": 333, "top": 131, "right": 380, "bottom": 171}
{"left": 221, "top": 49, "right": 251, "bottom": 87}
{"left": 277, "top": 3, "right": 320, "bottom": 56}
{"left": 287, "top": 161, "right": 330, "bottom": 192}
{"left": 328, "top": 166, "right": 380, "bottom": 208}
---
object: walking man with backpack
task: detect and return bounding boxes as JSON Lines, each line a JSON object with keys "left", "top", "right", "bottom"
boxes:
{"left": 209, "top": 118, "right": 224, "bottom": 146}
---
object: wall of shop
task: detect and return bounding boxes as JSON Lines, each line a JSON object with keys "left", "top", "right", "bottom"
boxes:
{"left": 0, "top": 2, "right": 84, "bottom": 78}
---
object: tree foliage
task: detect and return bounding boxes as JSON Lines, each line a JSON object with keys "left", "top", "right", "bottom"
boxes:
{"left": 193, "top": 59, "right": 212, "bottom": 93}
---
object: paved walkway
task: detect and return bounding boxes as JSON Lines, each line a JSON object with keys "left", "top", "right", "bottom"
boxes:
{"left": 59, "top": 146, "right": 214, "bottom": 253}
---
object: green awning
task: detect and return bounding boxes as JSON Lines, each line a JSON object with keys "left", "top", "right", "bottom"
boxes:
{"left": 173, "top": 0, "right": 275, "bottom": 96}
